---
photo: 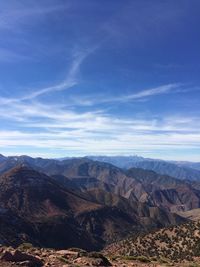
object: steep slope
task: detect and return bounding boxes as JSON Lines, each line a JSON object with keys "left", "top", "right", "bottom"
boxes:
{"left": 0, "top": 154, "right": 6, "bottom": 163}
{"left": 0, "top": 156, "right": 58, "bottom": 175}
{"left": 177, "top": 208, "right": 200, "bottom": 221}
{"left": 127, "top": 168, "right": 200, "bottom": 212}
{"left": 27, "top": 157, "right": 146, "bottom": 202}
{"left": 30, "top": 158, "right": 189, "bottom": 229}
{"left": 105, "top": 221, "right": 200, "bottom": 261}
{"left": 82, "top": 188, "right": 186, "bottom": 229}
{"left": 1, "top": 155, "right": 200, "bottom": 181}
{"left": 76, "top": 206, "right": 140, "bottom": 244}
{"left": 89, "top": 156, "right": 200, "bottom": 181}
{"left": 0, "top": 163, "right": 188, "bottom": 250}
{"left": 0, "top": 165, "right": 103, "bottom": 249}
{"left": 131, "top": 160, "right": 200, "bottom": 181}
{"left": 0, "top": 165, "right": 101, "bottom": 218}
{"left": 2, "top": 157, "right": 197, "bottom": 217}
{"left": 52, "top": 174, "right": 115, "bottom": 193}
{"left": 13, "top": 156, "right": 200, "bottom": 214}
{"left": 46, "top": 161, "right": 187, "bottom": 242}
{"left": 0, "top": 209, "right": 38, "bottom": 247}
{"left": 42, "top": 158, "right": 200, "bottom": 215}
{"left": 51, "top": 159, "right": 148, "bottom": 200}
{"left": 0, "top": 166, "right": 150, "bottom": 249}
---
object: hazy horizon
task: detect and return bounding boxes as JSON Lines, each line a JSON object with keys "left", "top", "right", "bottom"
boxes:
{"left": 1, "top": 152, "right": 200, "bottom": 163}
{"left": 0, "top": 1, "right": 199, "bottom": 161}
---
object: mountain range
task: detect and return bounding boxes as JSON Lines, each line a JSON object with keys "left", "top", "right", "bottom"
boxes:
{"left": 0, "top": 154, "right": 200, "bottom": 257}
{"left": 89, "top": 155, "right": 200, "bottom": 181}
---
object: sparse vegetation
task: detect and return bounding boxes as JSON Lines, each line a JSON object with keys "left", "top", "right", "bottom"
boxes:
{"left": 186, "top": 263, "right": 200, "bottom": 267}
{"left": 121, "top": 255, "right": 137, "bottom": 260}
{"left": 105, "top": 221, "right": 200, "bottom": 261}
{"left": 136, "top": 255, "right": 151, "bottom": 263}
{"left": 57, "top": 256, "right": 70, "bottom": 264}
{"left": 18, "top": 242, "right": 33, "bottom": 250}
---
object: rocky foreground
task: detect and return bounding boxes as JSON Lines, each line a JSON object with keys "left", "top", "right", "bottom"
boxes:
{"left": 0, "top": 245, "right": 200, "bottom": 267}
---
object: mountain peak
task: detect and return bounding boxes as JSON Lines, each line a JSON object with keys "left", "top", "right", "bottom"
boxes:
{"left": 3, "top": 163, "right": 35, "bottom": 176}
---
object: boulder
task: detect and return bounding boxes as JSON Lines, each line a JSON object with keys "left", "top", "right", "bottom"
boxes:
{"left": 73, "top": 255, "right": 112, "bottom": 266}
{"left": 56, "top": 249, "right": 79, "bottom": 257}
{"left": 1, "top": 249, "right": 43, "bottom": 266}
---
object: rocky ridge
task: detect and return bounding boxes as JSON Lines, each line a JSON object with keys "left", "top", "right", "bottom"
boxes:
{"left": 105, "top": 220, "right": 200, "bottom": 262}
{"left": 1, "top": 245, "right": 200, "bottom": 267}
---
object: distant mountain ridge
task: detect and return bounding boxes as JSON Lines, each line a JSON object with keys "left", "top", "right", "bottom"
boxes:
{"left": 88, "top": 155, "right": 200, "bottom": 181}
{"left": 174, "top": 161, "right": 200, "bottom": 171}
{"left": 0, "top": 154, "right": 200, "bottom": 251}
{"left": 1, "top": 154, "right": 200, "bottom": 181}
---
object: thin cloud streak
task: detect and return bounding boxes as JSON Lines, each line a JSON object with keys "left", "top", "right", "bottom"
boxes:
{"left": 20, "top": 51, "right": 87, "bottom": 100}
{"left": 0, "top": 47, "right": 94, "bottom": 103}
{"left": 0, "top": 2, "right": 68, "bottom": 31}
{"left": 122, "top": 84, "right": 180, "bottom": 100}
{"left": 72, "top": 83, "right": 182, "bottom": 106}
{"left": 0, "top": 47, "right": 31, "bottom": 63}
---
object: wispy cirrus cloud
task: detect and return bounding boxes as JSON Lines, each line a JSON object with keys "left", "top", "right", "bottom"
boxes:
{"left": 0, "top": 47, "right": 32, "bottom": 63}
{"left": 0, "top": 1, "right": 199, "bottom": 162}
{"left": 0, "top": 108, "right": 200, "bottom": 160}
{"left": 0, "top": 1, "right": 69, "bottom": 63}
{"left": 123, "top": 83, "right": 180, "bottom": 100}
{"left": 0, "top": 87, "right": 200, "bottom": 160}
{"left": 72, "top": 83, "right": 182, "bottom": 106}
{"left": 0, "top": 82, "right": 183, "bottom": 109}
{"left": 0, "top": 46, "right": 94, "bottom": 102}
{"left": 0, "top": 2, "right": 68, "bottom": 31}
{"left": 20, "top": 52, "right": 86, "bottom": 100}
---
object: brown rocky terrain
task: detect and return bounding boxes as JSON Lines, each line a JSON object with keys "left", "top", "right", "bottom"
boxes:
{"left": 1, "top": 156, "right": 200, "bottom": 265}
{"left": 0, "top": 244, "right": 200, "bottom": 267}
{"left": 0, "top": 165, "right": 103, "bottom": 250}
{"left": 105, "top": 220, "right": 200, "bottom": 262}
{"left": 127, "top": 168, "right": 200, "bottom": 213}
{"left": 0, "top": 163, "right": 187, "bottom": 250}
{"left": 1, "top": 156, "right": 200, "bottom": 215}
{"left": 177, "top": 208, "right": 200, "bottom": 221}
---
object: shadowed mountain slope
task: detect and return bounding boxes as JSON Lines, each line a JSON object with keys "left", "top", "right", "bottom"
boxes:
{"left": 127, "top": 168, "right": 200, "bottom": 212}
{"left": 0, "top": 163, "right": 188, "bottom": 250}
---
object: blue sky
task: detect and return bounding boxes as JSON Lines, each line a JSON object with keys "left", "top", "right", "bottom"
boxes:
{"left": 0, "top": 0, "right": 200, "bottom": 161}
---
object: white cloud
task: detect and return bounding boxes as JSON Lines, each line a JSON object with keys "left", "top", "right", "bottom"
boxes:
{"left": 20, "top": 54, "right": 82, "bottom": 100}
{"left": 71, "top": 83, "right": 182, "bottom": 106}
{"left": 0, "top": 46, "right": 94, "bottom": 103}
{"left": 0, "top": 76, "right": 198, "bottom": 159}
{"left": 0, "top": 96, "right": 200, "bottom": 158}
{"left": 124, "top": 84, "right": 179, "bottom": 100}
